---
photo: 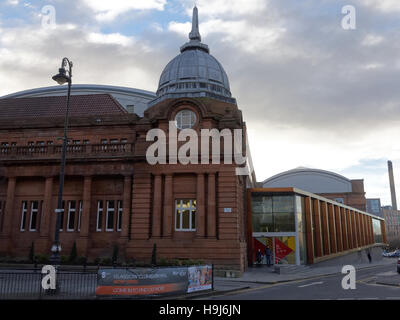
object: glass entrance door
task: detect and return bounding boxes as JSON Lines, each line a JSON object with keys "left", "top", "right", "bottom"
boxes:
{"left": 253, "top": 237, "right": 273, "bottom": 265}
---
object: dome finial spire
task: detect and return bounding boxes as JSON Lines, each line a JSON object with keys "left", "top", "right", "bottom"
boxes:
{"left": 189, "top": 5, "right": 201, "bottom": 41}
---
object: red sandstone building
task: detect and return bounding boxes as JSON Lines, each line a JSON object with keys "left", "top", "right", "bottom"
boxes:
{"left": 0, "top": 8, "right": 254, "bottom": 272}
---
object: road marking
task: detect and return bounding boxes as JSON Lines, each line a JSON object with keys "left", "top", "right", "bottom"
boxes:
{"left": 298, "top": 281, "right": 324, "bottom": 288}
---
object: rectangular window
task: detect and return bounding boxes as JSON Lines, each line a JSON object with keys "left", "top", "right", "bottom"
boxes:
{"left": 120, "top": 138, "right": 128, "bottom": 144}
{"left": 96, "top": 201, "right": 103, "bottom": 231}
{"left": 83, "top": 140, "right": 90, "bottom": 145}
{"left": 117, "top": 200, "right": 123, "bottom": 231}
{"left": 46, "top": 141, "right": 53, "bottom": 145}
{"left": 175, "top": 199, "right": 196, "bottom": 231}
{"left": 110, "top": 139, "right": 118, "bottom": 144}
{"left": 67, "top": 200, "right": 76, "bottom": 231}
{"left": 20, "top": 201, "right": 28, "bottom": 231}
{"left": 106, "top": 200, "right": 115, "bottom": 231}
{"left": 77, "top": 201, "right": 82, "bottom": 231}
{"left": 101, "top": 139, "right": 107, "bottom": 144}
{"left": 29, "top": 201, "right": 39, "bottom": 231}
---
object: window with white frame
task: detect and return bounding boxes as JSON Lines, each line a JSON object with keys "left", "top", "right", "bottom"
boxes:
{"left": 29, "top": 201, "right": 39, "bottom": 231}
{"left": 77, "top": 201, "right": 82, "bottom": 232}
{"left": 117, "top": 200, "right": 123, "bottom": 231}
{"left": 67, "top": 200, "right": 76, "bottom": 231}
{"left": 20, "top": 201, "right": 28, "bottom": 231}
{"left": 175, "top": 199, "right": 196, "bottom": 231}
{"left": 106, "top": 200, "right": 115, "bottom": 231}
{"left": 96, "top": 201, "right": 103, "bottom": 231}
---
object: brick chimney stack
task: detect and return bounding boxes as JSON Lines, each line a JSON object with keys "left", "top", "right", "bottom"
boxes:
{"left": 388, "top": 160, "right": 398, "bottom": 211}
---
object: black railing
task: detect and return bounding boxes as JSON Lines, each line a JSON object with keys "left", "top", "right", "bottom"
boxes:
{"left": 0, "top": 270, "right": 97, "bottom": 300}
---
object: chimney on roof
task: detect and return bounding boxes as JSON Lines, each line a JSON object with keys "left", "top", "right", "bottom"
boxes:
{"left": 388, "top": 160, "right": 398, "bottom": 211}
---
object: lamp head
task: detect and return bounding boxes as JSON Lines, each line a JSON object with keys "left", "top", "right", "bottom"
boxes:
{"left": 52, "top": 67, "right": 70, "bottom": 85}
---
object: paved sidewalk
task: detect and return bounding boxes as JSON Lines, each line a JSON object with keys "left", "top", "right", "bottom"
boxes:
{"left": 211, "top": 258, "right": 397, "bottom": 294}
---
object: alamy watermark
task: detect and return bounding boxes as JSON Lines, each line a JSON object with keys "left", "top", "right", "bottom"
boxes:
{"left": 41, "top": 265, "right": 56, "bottom": 290}
{"left": 341, "top": 5, "right": 356, "bottom": 30}
{"left": 145, "top": 122, "right": 254, "bottom": 176}
{"left": 341, "top": 265, "right": 356, "bottom": 290}
{"left": 41, "top": 5, "right": 56, "bottom": 29}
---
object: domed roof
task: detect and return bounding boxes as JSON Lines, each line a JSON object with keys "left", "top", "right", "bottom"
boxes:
{"left": 149, "top": 6, "right": 236, "bottom": 106}
{"left": 262, "top": 167, "right": 353, "bottom": 194}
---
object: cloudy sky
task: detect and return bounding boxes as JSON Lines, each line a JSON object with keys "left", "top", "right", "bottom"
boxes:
{"left": 0, "top": 0, "right": 399, "bottom": 206}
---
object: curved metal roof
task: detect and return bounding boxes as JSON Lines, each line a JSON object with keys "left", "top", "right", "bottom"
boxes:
{"left": 0, "top": 84, "right": 155, "bottom": 99}
{"left": 262, "top": 167, "right": 353, "bottom": 194}
{"left": 0, "top": 84, "right": 156, "bottom": 117}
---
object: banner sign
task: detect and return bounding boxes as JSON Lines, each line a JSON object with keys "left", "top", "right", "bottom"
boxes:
{"left": 96, "top": 267, "right": 188, "bottom": 296}
{"left": 187, "top": 265, "right": 213, "bottom": 293}
{"left": 96, "top": 265, "right": 213, "bottom": 297}
{"left": 274, "top": 238, "right": 293, "bottom": 264}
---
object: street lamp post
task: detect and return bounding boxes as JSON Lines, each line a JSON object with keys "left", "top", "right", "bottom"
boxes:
{"left": 50, "top": 57, "right": 73, "bottom": 266}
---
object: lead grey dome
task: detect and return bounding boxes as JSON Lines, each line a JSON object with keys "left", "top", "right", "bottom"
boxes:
{"left": 149, "top": 6, "right": 236, "bottom": 106}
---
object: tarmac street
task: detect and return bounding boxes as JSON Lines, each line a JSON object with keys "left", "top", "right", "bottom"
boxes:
{"left": 200, "top": 259, "right": 400, "bottom": 300}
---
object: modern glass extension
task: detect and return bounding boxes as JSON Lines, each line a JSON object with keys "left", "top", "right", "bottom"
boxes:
{"left": 249, "top": 188, "right": 386, "bottom": 266}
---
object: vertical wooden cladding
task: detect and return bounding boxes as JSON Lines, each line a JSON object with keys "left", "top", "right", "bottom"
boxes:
{"left": 346, "top": 209, "right": 352, "bottom": 249}
{"left": 312, "top": 199, "right": 323, "bottom": 258}
{"left": 340, "top": 207, "right": 347, "bottom": 251}
{"left": 327, "top": 203, "right": 337, "bottom": 254}
{"left": 351, "top": 211, "right": 358, "bottom": 248}
{"left": 304, "top": 196, "right": 314, "bottom": 264}
{"left": 334, "top": 205, "right": 342, "bottom": 252}
{"left": 320, "top": 201, "right": 330, "bottom": 256}
{"left": 361, "top": 213, "right": 366, "bottom": 246}
{"left": 358, "top": 213, "right": 363, "bottom": 246}
{"left": 381, "top": 220, "right": 387, "bottom": 244}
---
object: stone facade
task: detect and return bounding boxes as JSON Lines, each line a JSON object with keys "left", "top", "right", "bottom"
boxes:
{"left": 0, "top": 94, "right": 251, "bottom": 272}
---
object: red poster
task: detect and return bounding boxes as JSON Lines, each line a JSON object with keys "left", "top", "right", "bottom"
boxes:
{"left": 274, "top": 239, "right": 293, "bottom": 263}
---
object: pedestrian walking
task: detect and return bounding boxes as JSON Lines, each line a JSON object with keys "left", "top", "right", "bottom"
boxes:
{"left": 367, "top": 249, "right": 372, "bottom": 263}
{"left": 256, "top": 249, "right": 262, "bottom": 265}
